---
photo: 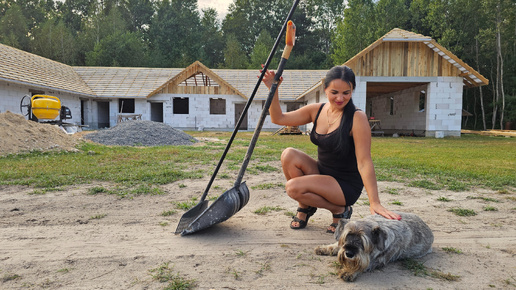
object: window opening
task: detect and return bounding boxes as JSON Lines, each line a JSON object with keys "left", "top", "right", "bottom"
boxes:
{"left": 210, "top": 98, "right": 226, "bottom": 115}
{"left": 173, "top": 97, "right": 189, "bottom": 114}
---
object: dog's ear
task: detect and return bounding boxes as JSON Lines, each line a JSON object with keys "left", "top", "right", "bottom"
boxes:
{"left": 371, "top": 226, "right": 387, "bottom": 251}
{"left": 334, "top": 218, "right": 349, "bottom": 240}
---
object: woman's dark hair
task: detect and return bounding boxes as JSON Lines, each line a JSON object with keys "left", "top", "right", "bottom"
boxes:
{"left": 323, "top": 65, "right": 356, "bottom": 156}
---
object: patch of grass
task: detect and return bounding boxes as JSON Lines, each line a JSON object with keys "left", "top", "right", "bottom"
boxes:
{"left": 391, "top": 200, "right": 403, "bottom": 206}
{"left": 88, "top": 186, "right": 111, "bottom": 195}
{"left": 90, "top": 213, "right": 107, "bottom": 220}
{"left": 254, "top": 206, "right": 283, "bottom": 215}
{"left": 235, "top": 249, "right": 248, "bottom": 257}
{"left": 442, "top": 247, "right": 462, "bottom": 254}
{"left": 1, "top": 133, "right": 514, "bottom": 192}
{"left": 467, "top": 196, "right": 501, "bottom": 203}
{"left": 437, "top": 196, "right": 452, "bottom": 202}
{"left": 57, "top": 268, "right": 73, "bottom": 273}
{"left": 254, "top": 164, "right": 278, "bottom": 172}
{"left": 504, "top": 277, "right": 516, "bottom": 287}
{"left": 448, "top": 208, "right": 477, "bottom": 217}
{"left": 28, "top": 189, "right": 47, "bottom": 195}
{"left": 175, "top": 198, "right": 198, "bottom": 210}
{"left": 161, "top": 210, "right": 177, "bottom": 216}
{"left": 255, "top": 261, "right": 271, "bottom": 276}
{"left": 159, "top": 221, "right": 169, "bottom": 226}
{"left": 310, "top": 273, "right": 328, "bottom": 285}
{"left": 403, "top": 259, "right": 460, "bottom": 281}
{"left": 226, "top": 267, "right": 241, "bottom": 280}
{"left": 2, "top": 273, "right": 21, "bottom": 282}
{"left": 149, "top": 262, "right": 196, "bottom": 289}
{"left": 385, "top": 187, "right": 400, "bottom": 195}
{"left": 251, "top": 182, "right": 284, "bottom": 190}
{"left": 483, "top": 206, "right": 498, "bottom": 212}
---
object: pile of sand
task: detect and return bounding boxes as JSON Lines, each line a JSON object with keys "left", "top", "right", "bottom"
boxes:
{"left": 0, "top": 111, "right": 78, "bottom": 156}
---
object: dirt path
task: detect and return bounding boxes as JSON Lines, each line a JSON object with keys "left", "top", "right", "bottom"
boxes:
{"left": 1, "top": 170, "right": 515, "bottom": 289}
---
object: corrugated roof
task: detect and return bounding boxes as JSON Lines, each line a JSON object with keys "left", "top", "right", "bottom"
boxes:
{"left": 0, "top": 43, "right": 95, "bottom": 96}
{"left": 74, "top": 67, "right": 183, "bottom": 98}
{"left": 214, "top": 69, "right": 326, "bottom": 101}
{"left": 0, "top": 42, "right": 326, "bottom": 100}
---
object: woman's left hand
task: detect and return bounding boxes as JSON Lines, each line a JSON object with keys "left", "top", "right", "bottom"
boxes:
{"left": 260, "top": 64, "right": 282, "bottom": 89}
{"left": 370, "top": 203, "right": 402, "bottom": 220}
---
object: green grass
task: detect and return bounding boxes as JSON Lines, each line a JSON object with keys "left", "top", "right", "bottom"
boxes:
{"left": 253, "top": 206, "right": 283, "bottom": 215}
{"left": 0, "top": 133, "right": 514, "bottom": 193}
{"left": 448, "top": 208, "right": 477, "bottom": 217}
{"left": 442, "top": 247, "right": 463, "bottom": 254}
{"left": 403, "top": 259, "right": 460, "bottom": 281}
{"left": 149, "top": 262, "right": 196, "bottom": 289}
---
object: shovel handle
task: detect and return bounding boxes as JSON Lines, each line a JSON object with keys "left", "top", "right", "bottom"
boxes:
{"left": 234, "top": 21, "right": 297, "bottom": 186}
{"left": 199, "top": 0, "right": 300, "bottom": 202}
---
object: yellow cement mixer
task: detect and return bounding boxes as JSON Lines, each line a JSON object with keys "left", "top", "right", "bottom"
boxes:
{"left": 20, "top": 94, "right": 72, "bottom": 123}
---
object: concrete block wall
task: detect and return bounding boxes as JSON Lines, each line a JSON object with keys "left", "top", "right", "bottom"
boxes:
{"left": 150, "top": 94, "right": 247, "bottom": 130}
{"left": 0, "top": 80, "right": 83, "bottom": 126}
{"left": 0, "top": 82, "right": 27, "bottom": 114}
{"left": 425, "top": 77, "right": 463, "bottom": 137}
{"left": 354, "top": 77, "right": 367, "bottom": 111}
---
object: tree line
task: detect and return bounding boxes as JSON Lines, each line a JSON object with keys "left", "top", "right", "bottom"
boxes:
{"left": 0, "top": 0, "right": 514, "bottom": 130}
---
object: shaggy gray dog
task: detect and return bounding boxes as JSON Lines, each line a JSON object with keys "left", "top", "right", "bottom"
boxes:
{"left": 315, "top": 212, "right": 433, "bottom": 282}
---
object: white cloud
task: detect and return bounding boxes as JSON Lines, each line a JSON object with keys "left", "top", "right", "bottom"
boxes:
{"left": 198, "top": 0, "right": 233, "bottom": 21}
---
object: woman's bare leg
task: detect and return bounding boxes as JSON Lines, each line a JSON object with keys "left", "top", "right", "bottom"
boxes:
{"left": 281, "top": 148, "right": 348, "bottom": 228}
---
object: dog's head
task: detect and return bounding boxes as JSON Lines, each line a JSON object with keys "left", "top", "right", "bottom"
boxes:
{"left": 336, "top": 219, "right": 387, "bottom": 281}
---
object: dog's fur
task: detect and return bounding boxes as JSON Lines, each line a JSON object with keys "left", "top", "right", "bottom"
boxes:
{"left": 315, "top": 212, "right": 433, "bottom": 282}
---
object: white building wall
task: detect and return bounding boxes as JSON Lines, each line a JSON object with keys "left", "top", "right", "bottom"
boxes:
{"left": 0, "top": 81, "right": 28, "bottom": 114}
{"left": 426, "top": 77, "right": 463, "bottom": 137}
{"left": 0, "top": 80, "right": 84, "bottom": 126}
{"left": 149, "top": 94, "right": 248, "bottom": 130}
{"left": 354, "top": 76, "right": 367, "bottom": 112}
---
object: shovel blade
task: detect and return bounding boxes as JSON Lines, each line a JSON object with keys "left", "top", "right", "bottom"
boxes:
{"left": 178, "top": 182, "right": 250, "bottom": 236}
{"left": 174, "top": 200, "right": 209, "bottom": 234}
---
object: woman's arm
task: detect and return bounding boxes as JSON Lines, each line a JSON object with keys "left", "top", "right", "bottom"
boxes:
{"left": 352, "top": 111, "right": 401, "bottom": 220}
{"left": 261, "top": 68, "right": 318, "bottom": 126}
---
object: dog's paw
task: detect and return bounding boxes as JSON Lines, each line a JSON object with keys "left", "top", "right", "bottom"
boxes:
{"left": 315, "top": 242, "right": 338, "bottom": 256}
{"left": 339, "top": 271, "right": 358, "bottom": 282}
{"left": 314, "top": 246, "right": 331, "bottom": 256}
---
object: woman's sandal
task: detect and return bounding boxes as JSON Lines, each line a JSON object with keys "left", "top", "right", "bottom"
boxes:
{"left": 290, "top": 206, "right": 317, "bottom": 230}
{"left": 326, "top": 206, "right": 353, "bottom": 234}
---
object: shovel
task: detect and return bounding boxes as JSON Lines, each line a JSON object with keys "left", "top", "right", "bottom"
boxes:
{"left": 175, "top": 9, "right": 299, "bottom": 236}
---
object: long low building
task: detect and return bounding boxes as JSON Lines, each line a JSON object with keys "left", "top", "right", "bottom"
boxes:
{"left": 0, "top": 28, "right": 488, "bottom": 137}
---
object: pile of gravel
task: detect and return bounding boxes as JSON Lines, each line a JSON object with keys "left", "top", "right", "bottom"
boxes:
{"left": 84, "top": 120, "right": 197, "bottom": 146}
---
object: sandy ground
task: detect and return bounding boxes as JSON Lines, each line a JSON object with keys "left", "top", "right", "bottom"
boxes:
{"left": 1, "top": 167, "right": 515, "bottom": 289}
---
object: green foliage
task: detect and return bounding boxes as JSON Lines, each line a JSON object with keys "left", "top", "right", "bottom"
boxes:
{"left": 149, "top": 262, "right": 196, "bottom": 289}
{"left": 403, "top": 259, "right": 460, "bottom": 281}
{"left": 249, "top": 29, "right": 277, "bottom": 69}
{"left": 0, "top": 133, "right": 514, "bottom": 194}
{"left": 442, "top": 247, "right": 462, "bottom": 254}
{"left": 331, "top": 0, "right": 376, "bottom": 64}
{"left": 86, "top": 31, "right": 148, "bottom": 67}
{"left": 0, "top": 3, "right": 29, "bottom": 50}
{"left": 254, "top": 206, "right": 283, "bottom": 215}
{"left": 448, "top": 208, "right": 477, "bottom": 217}
{"left": 223, "top": 34, "right": 249, "bottom": 68}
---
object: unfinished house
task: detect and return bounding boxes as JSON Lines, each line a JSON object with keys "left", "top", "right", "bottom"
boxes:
{"left": 0, "top": 42, "right": 325, "bottom": 131}
{"left": 298, "top": 28, "right": 489, "bottom": 137}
